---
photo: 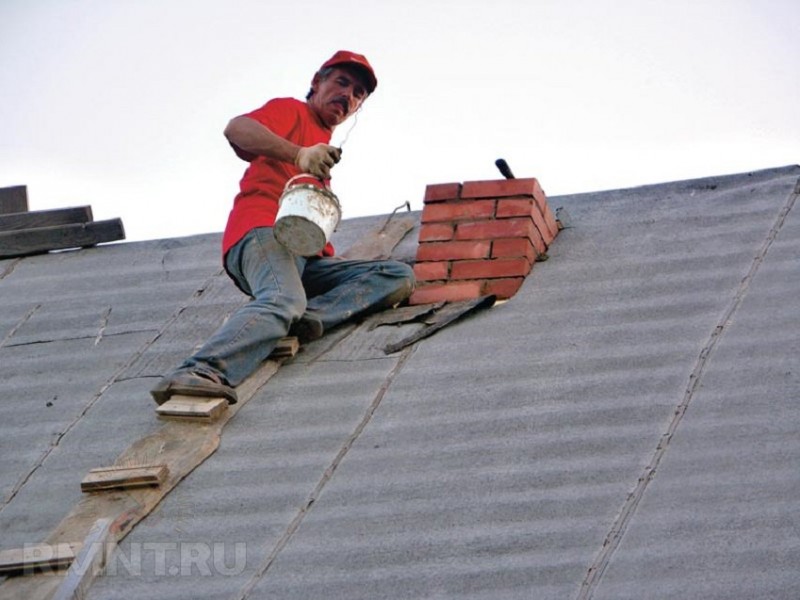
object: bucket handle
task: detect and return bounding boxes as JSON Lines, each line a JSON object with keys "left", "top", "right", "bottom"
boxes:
{"left": 283, "top": 173, "right": 332, "bottom": 192}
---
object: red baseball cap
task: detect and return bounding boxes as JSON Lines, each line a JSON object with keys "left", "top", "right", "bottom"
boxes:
{"left": 319, "top": 50, "right": 377, "bottom": 94}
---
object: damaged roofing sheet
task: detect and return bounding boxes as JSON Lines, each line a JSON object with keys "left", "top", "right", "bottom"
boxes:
{"left": 0, "top": 165, "right": 798, "bottom": 599}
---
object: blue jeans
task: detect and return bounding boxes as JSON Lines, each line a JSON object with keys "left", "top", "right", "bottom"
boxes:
{"left": 178, "top": 227, "right": 415, "bottom": 386}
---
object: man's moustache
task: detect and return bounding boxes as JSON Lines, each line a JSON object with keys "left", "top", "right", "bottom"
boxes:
{"left": 333, "top": 98, "right": 349, "bottom": 115}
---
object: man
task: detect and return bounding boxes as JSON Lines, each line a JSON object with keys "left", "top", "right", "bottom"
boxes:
{"left": 151, "top": 51, "right": 415, "bottom": 405}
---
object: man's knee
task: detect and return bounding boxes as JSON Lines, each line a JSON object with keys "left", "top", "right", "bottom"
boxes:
{"left": 391, "top": 260, "right": 415, "bottom": 289}
{"left": 381, "top": 260, "right": 415, "bottom": 305}
{"left": 250, "top": 288, "right": 307, "bottom": 325}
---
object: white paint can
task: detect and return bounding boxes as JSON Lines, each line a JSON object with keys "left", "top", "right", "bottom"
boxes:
{"left": 274, "top": 174, "right": 342, "bottom": 256}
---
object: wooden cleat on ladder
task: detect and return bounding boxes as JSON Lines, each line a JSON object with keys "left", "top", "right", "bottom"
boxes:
{"left": 156, "top": 395, "right": 228, "bottom": 421}
{"left": 270, "top": 336, "right": 300, "bottom": 358}
{"left": 80, "top": 464, "right": 168, "bottom": 493}
{"left": 0, "top": 543, "right": 78, "bottom": 576}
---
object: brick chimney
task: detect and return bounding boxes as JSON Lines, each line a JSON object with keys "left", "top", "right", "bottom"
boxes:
{"left": 409, "top": 177, "right": 559, "bottom": 305}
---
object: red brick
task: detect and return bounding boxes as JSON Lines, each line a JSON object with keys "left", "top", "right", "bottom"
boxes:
{"left": 520, "top": 183, "right": 558, "bottom": 239}
{"left": 408, "top": 281, "right": 482, "bottom": 305}
{"left": 421, "top": 200, "right": 496, "bottom": 223}
{"left": 496, "top": 198, "right": 536, "bottom": 218}
{"left": 530, "top": 182, "right": 548, "bottom": 214}
{"left": 454, "top": 215, "right": 549, "bottom": 254}
{"left": 416, "top": 240, "right": 491, "bottom": 261}
{"left": 423, "top": 182, "right": 462, "bottom": 203}
{"left": 451, "top": 257, "right": 532, "bottom": 280}
{"left": 491, "top": 238, "right": 536, "bottom": 263}
{"left": 461, "top": 177, "right": 541, "bottom": 199}
{"left": 481, "top": 277, "right": 525, "bottom": 299}
{"left": 413, "top": 261, "right": 449, "bottom": 281}
{"left": 495, "top": 197, "right": 553, "bottom": 245}
{"left": 528, "top": 226, "right": 548, "bottom": 256}
{"left": 418, "top": 223, "right": 454, "bottom": 242}
{"left": 455, "top": 217, "right": 535, "bottom": 242}
{"left": 528, "top": 204, "right": 555, "bottom": 246}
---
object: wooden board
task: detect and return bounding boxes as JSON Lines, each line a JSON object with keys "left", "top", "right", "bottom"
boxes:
{"left": 0, "top": 206, "right": 93, "bottom": 232}
{"left": 270, "top": 336, "right": 300, "bottom": 358}
{"left": 0, "top": 218, "right": 125, "bottom": 258}
{"left": 80, "top": 465, "right": 168, "bottom": 492}
{"left": 155, "top": 395, "right": 228, "bottom": 421}
{"left": 0, "top": 543, "right": 77, "bottom": 575}
{"left": 0, "top": 185, "right": 28, "bottom": 215}
{"left": 339, "top": 215, "right": 416, "bottom": 260}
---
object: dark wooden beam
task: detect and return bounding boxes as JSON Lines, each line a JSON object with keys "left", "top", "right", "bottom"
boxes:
{"left": 0, "top": 206, "right": 93, "bottom": 232}
{"left": 0, "top": 219, "right": 125, "bottom": 258}
{"left": 0, "top": 185, "right": 29, "bottom": 215}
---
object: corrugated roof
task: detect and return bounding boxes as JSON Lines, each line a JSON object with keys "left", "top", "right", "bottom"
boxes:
{"left": 0, "top": 165, "right": 798, "bottom": 599}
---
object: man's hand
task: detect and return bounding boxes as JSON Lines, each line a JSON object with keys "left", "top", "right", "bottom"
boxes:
{"left": 295, "top": 144, "right": 342, "bottom": 179}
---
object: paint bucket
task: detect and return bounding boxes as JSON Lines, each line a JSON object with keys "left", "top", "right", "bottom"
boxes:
{"left": 274, "top": 174, "right": 342, "bottom": 256}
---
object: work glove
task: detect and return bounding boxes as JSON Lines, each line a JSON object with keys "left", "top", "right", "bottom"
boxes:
{"left": 294, "top": 144, "right": 342, "bottom": 179}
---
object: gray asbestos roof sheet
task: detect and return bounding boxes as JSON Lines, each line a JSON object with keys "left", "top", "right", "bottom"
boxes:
{"left": 0, "top": 165, "right": 798, "bottom": 599}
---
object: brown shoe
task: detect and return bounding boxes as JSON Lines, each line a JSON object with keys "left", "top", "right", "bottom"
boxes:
{"left": 150, "top": 371, "right": 238, "bottom": 406}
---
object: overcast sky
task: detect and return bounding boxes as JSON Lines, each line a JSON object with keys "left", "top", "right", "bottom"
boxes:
{"left": 1, "top": 0, "right": 798, "bottom": 242}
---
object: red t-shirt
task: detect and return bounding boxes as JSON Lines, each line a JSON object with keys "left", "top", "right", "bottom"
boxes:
{"left": 221, "top": 97, "right": 335, "bottom": 257}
